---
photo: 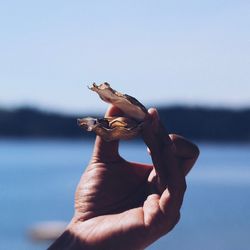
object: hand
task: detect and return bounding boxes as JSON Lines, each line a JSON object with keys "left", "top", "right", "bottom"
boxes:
{"left": 49, "top": 106, "right": 199, "bottom": 250}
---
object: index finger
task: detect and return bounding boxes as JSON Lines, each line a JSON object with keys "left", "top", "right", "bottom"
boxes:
{"left": 143, "top": 108, "right": 186, "bottom": 214}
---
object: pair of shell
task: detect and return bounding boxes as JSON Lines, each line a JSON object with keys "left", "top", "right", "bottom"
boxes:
{"left": 78, "top": 83, "right": 148, "bottom": 141}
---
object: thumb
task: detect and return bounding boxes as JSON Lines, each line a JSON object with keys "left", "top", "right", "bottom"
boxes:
{"left": 91, "top": 105, "right": 123, "bottom": 162}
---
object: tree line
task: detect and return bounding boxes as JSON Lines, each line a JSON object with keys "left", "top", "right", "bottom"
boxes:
{"left": 0, "top": 106, "right": 250, "bottom": 141}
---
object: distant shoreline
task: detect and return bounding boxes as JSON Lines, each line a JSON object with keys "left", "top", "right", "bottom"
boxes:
{"left": 1, "top": 106, "right": 250, "bottom": 142}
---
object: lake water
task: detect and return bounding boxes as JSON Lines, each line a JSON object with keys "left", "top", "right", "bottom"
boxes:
{"left": 0, "top": 139, "right": 250, "bottom": 250}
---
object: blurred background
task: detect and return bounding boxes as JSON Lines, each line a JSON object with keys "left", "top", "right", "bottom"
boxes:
{"left": 0, "top": 0, "right": 250, "bottom": 249}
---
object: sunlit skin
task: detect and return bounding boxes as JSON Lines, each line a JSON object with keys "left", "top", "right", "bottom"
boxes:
{"left": 49, "top": 106, "right": 199, "bottom": 250}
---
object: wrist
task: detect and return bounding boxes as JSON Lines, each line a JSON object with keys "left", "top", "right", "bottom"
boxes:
{"left": 47, "top": 229, "right": 78, "bottom": 250}
{"left": 47, "top": 218, "right": 81, "bottom": 250}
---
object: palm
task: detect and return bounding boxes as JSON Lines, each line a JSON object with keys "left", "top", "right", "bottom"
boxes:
{"left": 73, "top": 154, "right": 168, "bottom": 250}
{"left": 75, "top": 158, "right": 152, "bottom": 217}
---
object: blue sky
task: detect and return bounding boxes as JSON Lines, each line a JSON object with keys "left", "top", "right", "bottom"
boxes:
{"left": 0, "top": 0, "right": 249, "bottom": 114}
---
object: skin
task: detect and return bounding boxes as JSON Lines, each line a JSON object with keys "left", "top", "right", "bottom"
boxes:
{"left": 48, "top": 106, "right": 199, "bottom": 250}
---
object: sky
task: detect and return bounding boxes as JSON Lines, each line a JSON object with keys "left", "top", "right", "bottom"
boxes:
{"left": 0, "top": 0, "right": 249, "bottom": 114}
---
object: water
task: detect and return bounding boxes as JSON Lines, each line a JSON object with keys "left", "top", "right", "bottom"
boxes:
{"left": 0, "top": 139, "right": 250, "bottom": 250}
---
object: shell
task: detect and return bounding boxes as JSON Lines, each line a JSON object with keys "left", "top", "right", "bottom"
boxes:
{"left": 78, "top": 116, "right": 143, "bottom": 141}
{"left": 89, "top": 83, "right": 147, "bottom": 121}
{"left": 78, "top": 83, "right": 148, "bottom": 141}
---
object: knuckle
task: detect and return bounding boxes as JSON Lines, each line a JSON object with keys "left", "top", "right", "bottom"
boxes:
{"left": 193, "top": 144, "right": 200, "bottom": 157}
{"left": 182, "top": 181, "right": 187, "bottom": 193}
{"left": 176, "top": 211, "right": 181, "bottom": 222}
{"left": 171, "top": 179, "right": 187, "bottom": 195}
{"left": 165, "top": 212, "right": 181, "bottom": 234}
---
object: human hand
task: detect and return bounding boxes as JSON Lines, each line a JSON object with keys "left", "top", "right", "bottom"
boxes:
{"left": 49, "top": 105, "right": 199, "bottom": 250}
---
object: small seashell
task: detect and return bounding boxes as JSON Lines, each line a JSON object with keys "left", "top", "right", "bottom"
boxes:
{"left": 78, "top": 83, "right": 148, "bottom": 141}
{"left": 89, "top": 82, "right": 147, "bottom": 121}
{"left": 78, "top": 116, "right": 143, "bottom": 141}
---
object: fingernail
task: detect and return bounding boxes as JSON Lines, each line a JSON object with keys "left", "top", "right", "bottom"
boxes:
{"left": 147, "top": 147, "right": 151, "bottom": 155}
{"left": 148, "top": 108, "right": 159, "bottom": 121}
{"left": 147, "top": 108, "right": 160, "bottom": 132}
{"left": 153, "top": 108, "right": 160, "bottom": 121}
